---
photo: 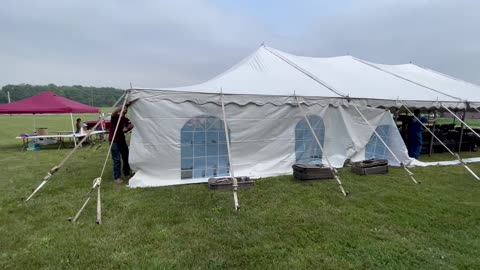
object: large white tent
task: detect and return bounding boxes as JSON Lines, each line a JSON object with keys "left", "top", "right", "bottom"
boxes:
{"left": 126, "top": 46, "right": 480, "bottom": 187}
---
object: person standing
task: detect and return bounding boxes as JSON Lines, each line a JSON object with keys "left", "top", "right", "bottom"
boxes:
{"left": 75, "top": 118, "right": 82, "bottom": 133}
{"left": 109, "top": 104, "right": 133, "bottom": 184}
{"left": 407, "top": 109, "right": 428, "bottom": 159}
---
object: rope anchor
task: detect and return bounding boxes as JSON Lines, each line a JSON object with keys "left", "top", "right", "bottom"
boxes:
{"left": 69, "top": 177, "right": 102, "bottom": 224}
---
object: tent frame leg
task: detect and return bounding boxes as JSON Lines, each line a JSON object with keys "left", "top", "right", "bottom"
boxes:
{"left": 33, "top": 113, "right": 36, "bottom": 133}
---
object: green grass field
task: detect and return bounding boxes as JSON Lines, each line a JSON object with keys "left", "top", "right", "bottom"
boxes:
{"left": 1, "top": 113, "right": 480, "bottom": 269}
{"left": 434, "top": 118, "right": 480, "bottom": 128}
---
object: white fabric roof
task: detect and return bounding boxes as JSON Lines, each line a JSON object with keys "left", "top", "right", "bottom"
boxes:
{"left": 369, "top": 62, "right": 480, "bottom": 106}
{"left": 133, "top": 46, "right": 480, "bottom": 109}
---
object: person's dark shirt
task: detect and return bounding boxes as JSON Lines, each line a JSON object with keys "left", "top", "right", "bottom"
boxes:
{"left": 408, "top": 116, "right": 428, "bottom": 137}
{"left": 109, "top": 114, "right": 130, "bottom": 142}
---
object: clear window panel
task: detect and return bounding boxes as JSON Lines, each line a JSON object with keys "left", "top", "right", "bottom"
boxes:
{"left": 218, "top": 167, "right": 229, "bottom": 176}
{"left": 218, "top": 156, "right": 229, "bottom": 167}
{"left": 181, "top": 131, "right": 193, "bottom": 144}
{"left": 181, "top": 158, "right": 193, "bottom": 170}
{"left": 194, "top": 131, "right": 206, "bottom": 144}
{"left": 205, "top": 167, "right": 218, "bottom": 178}
{"left": 181, "top": 145, "right": 193, "bottom": 159}
{"left": 219, "top": 143, "right": 228, "bottom": 155}
{"left": 182, "top": 123, "right": 194, "bottom": 132}
{"left": 181, "top": 116, "right": 231, "bottom": 180}
{"left": 365, "top": 125, "right": 392, "bottom": 161}
{"left": 218, "top": 131, "right": 227, "bottom": 143}
{"left": 206, "top": 131, "right": 218, "bottom": 143}
{"left": 207, "top": 156, "right": 218, "bottom": 168}
{"left": 193, "top": 169, "right": 206, "bottom": 179}
{"left": 193, "top": 157, "right": 206, "bottom": 170}
{"left": 191, "top": 118, "right": 206, "bottom": 130}
{"left": 193, "top": 144, "right": 206, "bottom": 157}
{"left": 206, "top": 143, "right": 218, "bottom": 157}
{"left": 295, "top": 115, "right": 324, "bottom": 164}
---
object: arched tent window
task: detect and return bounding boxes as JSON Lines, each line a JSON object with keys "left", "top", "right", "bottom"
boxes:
{"left": 295, "top": 115, "right": 325, "bottom": 164}
{"left": 181, "top": 116, "right": 230, "bottom": 179}
{"left": 365, "top": 125, "right": 394, "bottom": 161}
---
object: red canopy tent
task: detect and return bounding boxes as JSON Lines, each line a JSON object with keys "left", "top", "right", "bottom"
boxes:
{"left": 0, "top": 92, "right": 100, "bottom": 147}
{"left": 0, "top": 91, "right": 99, "bottom": 114}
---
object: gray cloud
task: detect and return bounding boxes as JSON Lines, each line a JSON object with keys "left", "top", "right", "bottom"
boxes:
{"left": 297, "top": 0, "right": 480, "bottom": 83}
{"left": 0, "top": 0, "right": 478, "bottom": 89}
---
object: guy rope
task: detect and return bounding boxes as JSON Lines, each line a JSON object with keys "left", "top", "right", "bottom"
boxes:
{"left": 25, "top": 92, "right": 126, "bottom": 202}
{"left": 70, "top": 92, "right": 130, "bottom": 224}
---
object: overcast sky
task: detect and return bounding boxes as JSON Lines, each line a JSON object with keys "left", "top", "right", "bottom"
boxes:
{"left": 0, "top": 0, "right": 479, "bottom": 89}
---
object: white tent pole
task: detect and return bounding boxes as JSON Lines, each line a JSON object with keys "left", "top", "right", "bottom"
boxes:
{"left": 442, "top": 104, "right": 480, "bottom": 140}
{"left": 473, "top": 107, "right": 480, "bottom": 114}
{"left": 220, "top": 91, "right": 240, "bottom": 211}
{"left": 400, "top": 102, "right": 480, "bottom": 180}
{"left": 70, "top": 113, "right": 77, "bottom": 147}
{"left": 351, "top": 105, "right": 419, "bottom": 184}
{"left": 294, "top": 95, "right": 348, "bottom": 196}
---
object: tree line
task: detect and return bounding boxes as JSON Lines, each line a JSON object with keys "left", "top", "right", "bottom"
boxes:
{"left": 0, "top": 84, "right": 125, "bottom": 107}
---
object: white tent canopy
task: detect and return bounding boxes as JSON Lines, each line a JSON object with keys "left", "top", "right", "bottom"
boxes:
{"left": 127, "top": 46, "right": 479, "bottom": 187}
{"left": 132, "top": 46, "right": 480, "bottom": 109}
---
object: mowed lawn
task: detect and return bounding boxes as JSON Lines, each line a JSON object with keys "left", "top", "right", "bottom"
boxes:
{"left": 1, "top": 113, "right": 480, "bottom": 269}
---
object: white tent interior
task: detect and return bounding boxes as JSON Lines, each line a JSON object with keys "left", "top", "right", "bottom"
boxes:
{"left": 127, "top": 46, "right": 480, "bottom": 187}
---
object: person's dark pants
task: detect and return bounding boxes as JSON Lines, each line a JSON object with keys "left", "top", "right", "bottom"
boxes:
{"left": 111, "top": 140, "right": 131, "bottom": 179}
{"left": 408, "top": 134, "right": 423, "bottom": 159}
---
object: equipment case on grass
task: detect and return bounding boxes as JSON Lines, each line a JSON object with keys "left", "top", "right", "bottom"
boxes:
{"left": 292, "top": 164, "right": 334, "bottom": 181}
{"left": 351, "top": 159, "right": 389, "bottom": 175}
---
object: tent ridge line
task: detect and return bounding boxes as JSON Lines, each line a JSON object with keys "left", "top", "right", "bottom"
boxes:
{"left": 413, "top": 63, "right": 480, "bottom": 89}
{"left": 263, "top": 46, "right": 346, "bottom": 98}
{"left": 351, "top": 57, "right": 464, "bottom": 102}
